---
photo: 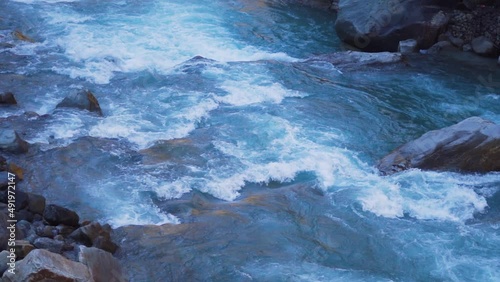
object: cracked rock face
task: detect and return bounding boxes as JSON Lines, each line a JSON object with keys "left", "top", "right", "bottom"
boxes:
{"left": 377, "top": 117, "right": 500, "bottom": 175}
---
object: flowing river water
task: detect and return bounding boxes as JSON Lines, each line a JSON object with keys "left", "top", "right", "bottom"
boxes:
{"left": 1, "top": 0, "right": 500, "bottom": 281}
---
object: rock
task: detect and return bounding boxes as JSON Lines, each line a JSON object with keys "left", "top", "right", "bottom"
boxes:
{"left": 44, "top": 204, "right": 80, "bottom": 227}
{"left": 27, "top": 193, "right": 45, "bottom": 215}
{"left": 471, "top": 36, "right": 497, "bottom": 57}
{"left": 306, "top": 51, "right": 403, "bottom": 69}
{"left": 438, "top": 33, "right": 464, "bottom": 48}
{"left": 398, "top": 39, "right": 418, "bottom": 54}
{"left": 38, "top": 225, "right": 56, "bottom": 238}
{"left": 0, "top": 171, "right": 8, "bottom": 190}
{"left": 335, "top": 0, "right": 453, "bottom": 51}
{"left": 378, "top": 117, "right": 500, "bottom": 175}
{"left": 0, "top": 130, "right": 29, "bottom": 153}
{"left": 0, "top": 155, "right": 6, "bottom": 171}
{"left": 14, "top": 210, "right": 34, "bottom": 222}
{"left": 12, "top": 31, "right": 35, "bottom": 43}
{"left": 34, "top": 237, "right": 64, "bottom": 254}
{"left": 15, "top": 190, "right": 29, "bottom": 211}
{"left": 0, "top": 250, "right": 10, "bottom": 275}
{"left": 426, "top": 41, "right": 455, "bottom": 54}
{"left": 78, "top": 246, "right": 127, "bottom": 282}
{"left": 15, "top": 220, "right": 32, "bottom": 240}
{"left": 1, "top": 249, "right": 92, "bottom": 282}
{"left": 7, "top": 163, "right": 23, "bottom": 180}
{"left": 0, "top": 92, "right": 17, "bottom": 105}
{"left": 56, "top": 224, "right": 76, "bottom": 236}
{"left": 56, "top": 90, "right": 103, "bottom": 116}
{"left": 70, "top": 221, "right": 118, "bottom": 253}
{"left": 14, "top": 240, "right": 35, "bottom": 259}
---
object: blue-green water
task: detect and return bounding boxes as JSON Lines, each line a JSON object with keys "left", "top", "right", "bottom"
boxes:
{"left": 1, "top": 0, "right": 499, "bottom": 281}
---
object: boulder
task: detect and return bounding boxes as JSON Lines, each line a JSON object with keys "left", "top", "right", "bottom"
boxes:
{"left": 0, "top": 130, "right": 29, "bottom": 153}
{"left": 56, "top": 90, "right": 103, "bottom": 116}
{"left": 70, "top": 221, "right": 118, "bottom": 253}
{"left": 398, "top": 39, "right": 418, "bottom": 54}
{"left": 14, "top": 240, "right": 35, "bottom": 259}
{"left": 1, "top": 249, "right": 92, "bottom": 282}
{"left": 378, "top": 117, "right": 500, "bottom": 175}
{"left": 44, "top": 204, "right": 80, "bottom": 227}
{"left": 335, "top": 0, "right": 453, "bottom": 51}
{"left": 471, "top": 36, "right": 497, "bottom": 57}
{"left": 78, "top": 246, "right": 127, "bottom": 282}
{"left": 0, "top": 92, "right": 17, "bottom": 105}
{"left": 0, "top": 212, "right": 9, "bottom": 250}
{"left": 425, "top": 40, "right": 456, "bottom": 55}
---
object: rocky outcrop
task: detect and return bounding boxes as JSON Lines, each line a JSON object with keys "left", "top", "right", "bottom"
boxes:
{"left": 378, "top": 117, "right": 500, "bottom": 175}
{"left": 398, "top": 39, "right": 418, "bottom": 54}
{"left": 471, "top": 36, "right": 497, "bottom": 57}
{"left": 0, "top": 190, "right": 124, "bottom": 279}
{"left": 335, "top": 0, "right": 454, "bottom": 51}
{"left": 56, "top": 90, "right": 103, "bottom": 116}
{"left": 0, "top": 130, "right": 29, "bottom": 154}
{"left": 306, "top": 51, "right": 403, "bottom": 69}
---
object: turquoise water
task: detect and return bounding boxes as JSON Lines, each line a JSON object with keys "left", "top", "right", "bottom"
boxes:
{"left": 1, "top": 0, "right": 500, "bottom": 281}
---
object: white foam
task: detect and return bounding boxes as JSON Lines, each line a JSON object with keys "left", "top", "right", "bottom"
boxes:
{"left": 42, "top": 2, "right": 297, "bottom": 84}
{"left": 217, "top": 81, "right": 305, "bottom": 106}
{"left": 359, "top": 170, "right": 492, "bottom": 222}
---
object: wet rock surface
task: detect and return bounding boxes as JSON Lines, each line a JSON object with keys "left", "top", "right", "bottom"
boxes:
{"left": 378, "top": 117, "right": 500, "bottom": 175}
{"left": 56, "top": 90, "right": 104, "bottom": 116}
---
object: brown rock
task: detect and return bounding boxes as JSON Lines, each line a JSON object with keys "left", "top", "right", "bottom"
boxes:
{"left": 1, "top": 249, "right": 92, "bottom": 282}
{"left": 0, "top": 92, "right": 17, "bottom": 105}
{"left": 12, "top": 31, "right": 35, "bottom": 43}
{"left": 78, "top": 246, "right": 127, "bottom": 282}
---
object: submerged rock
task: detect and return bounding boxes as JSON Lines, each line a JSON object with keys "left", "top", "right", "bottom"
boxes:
{"left": 1, "top": 249, "right": 92, "bottom": 282}
{"left": 0, "top": 129, "right": 29, "bottom": 153}
{"left": 335, "top": 0, "right": 453, "bottom": 51}
{"left": 56, "top": 90, "right": 103, "bottom": 116}
{"left": 306, "top": 51, "right": 403, "bottom": 69}
{"left": 0, "top": 92, "right": 17, "bottom": 105}
{"left": 378, "top": 117, "right": 500, "bottom": 175}
{"left": 426, "top": 41, "right": 455, "bottom": 54}
{"left": 12, "top": 31, "right": 35, "bottom": 43}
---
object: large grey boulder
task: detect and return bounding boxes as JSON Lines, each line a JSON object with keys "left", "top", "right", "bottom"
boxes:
{"left": 1, "top": 249, "right": 92, "bottom": 282}
{"left": 56, "top": 90, "right": 103, "bottom": 116}
{"left": 378, "top": 117, "right": 500, "bottom": 175}
{"left": 0, "top": 130, "right": 29, "bottom": 153}
{"left": 0, "top": 92, "right": 17, "bottom": 105}
{"left": 335, "top": 0, "right": 454, "bottom": 51}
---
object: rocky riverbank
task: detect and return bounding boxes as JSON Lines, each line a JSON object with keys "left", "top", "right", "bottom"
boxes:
{"left": 334, "top": 0, "right": 500, "bottom": 60}
{"left": 0, "top": 157, "right": 126, "bottom": 281}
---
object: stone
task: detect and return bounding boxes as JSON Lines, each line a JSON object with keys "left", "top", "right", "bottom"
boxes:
{"left": 15, "top": 220, "right": 32, "bottom": 240}
{"left": 0, "top": 155, "right": 6, "bottom": 171}
{"left": 56, "top": 224, "right": 76, "bottom": 236}
{"left": 398, "top": 39, "right": 418, "bottom": 54}
{"left": 78, "top": 246, "right": 127, "bottom": 282}
{"left": 14, "top": 240, "right": 35, "bottom": 259}
{"left": 0, "top": 171, "right": 8, "bottom": 190}
{"left": 1, "top": 249, "right": 92, "bottom": 282}
{"left": 0, "top": 213, "right": 11, "bottom": 250}
{"left": 93, "top": 235, "right": 118, "bottom": 254}
{"left": 27, "top": 193, "right": 45, "bottom": 215}
{"left": 0, "top": 92, "right": 17, "bottom": 105}
{"left": 471, "top": 36, "right": 497, "bottom": 57}
{"left": 335, "top": 0, "right": 453, "bottom": 51}
{"left": 44, "top": 204, "right": 80, "bottom": 227}
{"left": 34, "top": 237, "right": 64, "bottom": 254}
{"left": 0, "top": 250, "right": 10, "bottom": 276}
{"left": 14, "top": 210, "right": 34, "bottom": 222}
{"left": 378, "top": 117, "right": 500, "bottom": 175}
{"left": 56, "top": 90, "right": 103, "bottom": 116}
{"left": 7, "top": 163, "right": 23, "bottom": 180}
{"left": 0, "top": 130, "right": 29, "bottom": 153}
